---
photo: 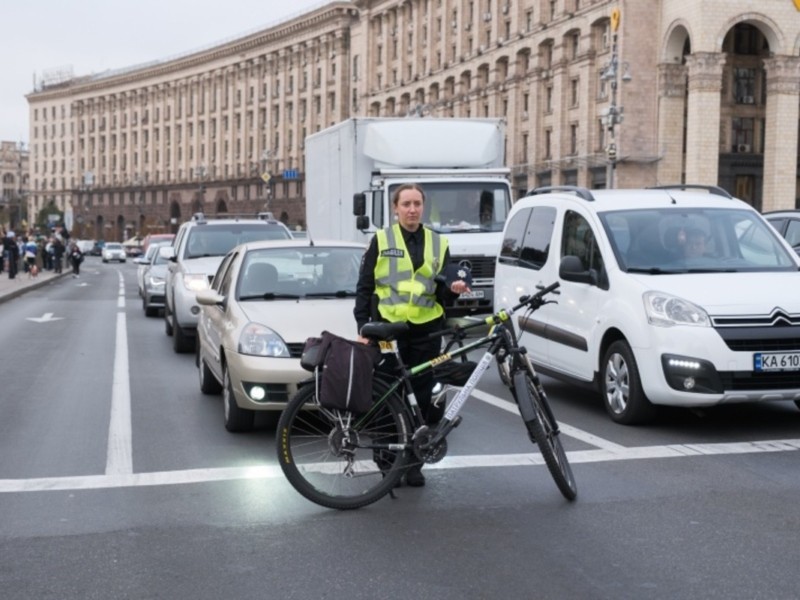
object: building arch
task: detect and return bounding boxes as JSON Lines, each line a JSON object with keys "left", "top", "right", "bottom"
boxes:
{"left": 716, "top": 13, "right": 784, "bottom": 54}
{"left": 662, "top": 20, "right": 693, "bottom": 63}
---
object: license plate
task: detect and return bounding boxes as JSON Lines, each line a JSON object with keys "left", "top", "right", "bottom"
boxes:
{"left": 754, "top": 352, "right": 800, "bottom": 372}
{"left": 459, "top": 290, "right": 485, "bottom": 300}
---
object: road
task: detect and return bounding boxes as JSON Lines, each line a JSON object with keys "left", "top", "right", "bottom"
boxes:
{"left": 2, "top": 257, "right": 800, "bottom": 599}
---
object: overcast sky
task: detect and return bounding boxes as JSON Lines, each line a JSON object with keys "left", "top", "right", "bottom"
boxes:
{"left": 0, "top": 0, "right": 332, "bottom": 145}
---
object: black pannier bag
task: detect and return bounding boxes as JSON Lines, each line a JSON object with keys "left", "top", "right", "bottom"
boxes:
{"left": 300, "top": 331, "right": 380, "bottom": 413}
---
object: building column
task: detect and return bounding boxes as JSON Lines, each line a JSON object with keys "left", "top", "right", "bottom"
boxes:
{"left": 684, "top": 52, "right": 726, "bottom": 185}
{"left": 656, "top": 63, "right": 688, "bottom": 185}
{"left": 762, "top": 55, "right": 800, "bottom": 212}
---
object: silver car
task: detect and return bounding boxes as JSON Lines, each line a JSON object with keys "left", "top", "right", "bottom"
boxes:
{"left": 142, "top": 246, "right": 171, "bottom": 317}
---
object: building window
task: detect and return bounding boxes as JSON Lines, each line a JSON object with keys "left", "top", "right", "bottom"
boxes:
{"left": 570, "top": 78, "right": 579, "bottom": 106}
{"left": 732, "top": 117, "right": 755, "bottom": 152}
{"left": 733, "top": 68, "right": 757, "bottom": 104}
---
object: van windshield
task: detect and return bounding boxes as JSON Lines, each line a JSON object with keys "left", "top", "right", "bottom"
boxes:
{"left": 600, "top": 207, "right": 798, "bottom": 273}
{"left": 388, "top": 181, "right": 511, "bottom": 233}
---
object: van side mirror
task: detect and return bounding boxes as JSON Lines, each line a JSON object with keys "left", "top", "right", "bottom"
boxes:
{"left": 559, "top": 255, "right": 596, "bottom": 285}
{"left": 356, "top": 216, "right": 370, "bottom": 231}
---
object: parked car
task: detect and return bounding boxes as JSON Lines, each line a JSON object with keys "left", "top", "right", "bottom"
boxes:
{"left": 89, "top": 240, "right": 106, "bottom": 256}
{"left": 101, "top": 242, "right": 126, "bottom": 263}
{"left": 136, "top": 241, "right": 172, "bottom": 298}
{"left": 494, "top": 184, "right": 800, "bottom": 425}
{"left": 764, "top": 210, "right": 800, "bottom": 255}
{"left": 196, "top": 239, "right": 364, "bottom": 431}
{"left": 163, "top": 213, "right": 293, "bottom": 353}
{"left": 141, "top": 233, "right": 175, "bottom": 255}
{"left": 141, "top": 245, "right": 172, "bottom": 317}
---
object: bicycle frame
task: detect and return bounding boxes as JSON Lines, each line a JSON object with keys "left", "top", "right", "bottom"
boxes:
{"left": 358, "top": 314, "right": 517, "bottom": 454}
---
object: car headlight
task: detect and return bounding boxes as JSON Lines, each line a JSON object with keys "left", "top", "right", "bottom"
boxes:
{"left": 238, "top": 323, "right": 290, "bottom": 357}
{"left": 147, "top": 275, "right": 165, "bottom": 288}
{"left": 643, "top": 291, "right": 710, "bottom": 327}
{"left": 182, "top": 273, "right": 209, "bottom": 292}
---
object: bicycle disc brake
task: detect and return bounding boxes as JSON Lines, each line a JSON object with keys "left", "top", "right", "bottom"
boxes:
{"left": 412, "top": 426, "right": 448, "bottom": 464}
{"left": 327, "top": 426, "right": 359, "bottom": 458}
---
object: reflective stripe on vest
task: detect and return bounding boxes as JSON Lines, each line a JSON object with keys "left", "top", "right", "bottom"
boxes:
{"left": 375, "top": 224, "right": 447, "bottom": 324}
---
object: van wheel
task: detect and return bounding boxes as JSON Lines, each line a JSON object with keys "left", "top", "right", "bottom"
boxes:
{"left": 601, "top": 340, "right": 656, "bottom": 425}
{"left": 223, "top": 367, "right": 254, "bottom": 432}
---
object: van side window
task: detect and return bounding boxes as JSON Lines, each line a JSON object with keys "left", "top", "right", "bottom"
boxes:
{"left": 562, "top": 210, "right": 605, "bottom": 276}
{"left": 499, "top": 206, "right": 556, "bottom": 270}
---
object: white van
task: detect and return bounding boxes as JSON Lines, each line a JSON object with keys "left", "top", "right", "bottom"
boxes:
{"left": 75, "top": 239, "right": 95, "bottom": 254}
{"left": 493, "top": 185, "right": 800, "bottom": 424}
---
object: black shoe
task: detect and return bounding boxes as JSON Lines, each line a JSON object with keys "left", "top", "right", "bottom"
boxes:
{"left": 405, "top": 465, "right": 426, "bottom": 487}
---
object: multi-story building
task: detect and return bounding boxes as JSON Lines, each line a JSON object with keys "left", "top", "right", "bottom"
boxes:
{"left": 25, "top": 0, "right": 800, "bottom": 241}
{"left": 0, "top": 141, "right": 30, "bottom": 231}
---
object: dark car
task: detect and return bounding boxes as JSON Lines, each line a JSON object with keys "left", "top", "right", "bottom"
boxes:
{"left": 89, "top": 240, "right": 106, "bottom": 256}
{"left": 764, "top": 210, "right": 800, "bottom": 255}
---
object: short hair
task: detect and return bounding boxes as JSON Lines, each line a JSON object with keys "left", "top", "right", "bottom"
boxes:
{"left": 391, "top": 183, "right": 426, "bottom": 206}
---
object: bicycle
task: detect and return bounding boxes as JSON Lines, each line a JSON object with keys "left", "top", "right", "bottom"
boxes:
{"left": 276, "top": 282, "right": 577, "bottom": 510}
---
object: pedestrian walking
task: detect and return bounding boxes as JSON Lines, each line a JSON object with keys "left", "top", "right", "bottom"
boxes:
{"left": 4, "top": 231, "right": 20, "bottom": 280}
{"left": 69, "top": 243, "right": 84, "bottom": 277}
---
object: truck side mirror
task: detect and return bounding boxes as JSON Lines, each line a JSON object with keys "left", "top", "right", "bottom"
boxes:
{"left": 353, "top": 193, "right": 366, "bottom": 216}
{"left": 356, "top": 216, "right": 370, "bottom": 231}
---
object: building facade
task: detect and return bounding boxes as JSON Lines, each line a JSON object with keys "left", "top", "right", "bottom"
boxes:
{"left": 25, "top": 0, "right": 800, "bottom": 241}
{"left": 0, "top": 141, "right": 30, "bottom": 231}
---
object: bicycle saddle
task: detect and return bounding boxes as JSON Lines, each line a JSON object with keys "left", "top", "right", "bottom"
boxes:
{"left": 360, "top": 321, "right": 409, "bottom": 341}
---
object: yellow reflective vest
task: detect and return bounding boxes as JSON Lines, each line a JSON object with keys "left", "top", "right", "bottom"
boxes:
{"left": 375, "top": 224, "right": 448, "bottom": 324}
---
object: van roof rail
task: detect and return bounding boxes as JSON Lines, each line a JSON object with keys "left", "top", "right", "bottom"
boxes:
{"left": 647, "top": 184, "right": 733, "bottom": 199}
{"left": 527, "top": 185, "right": 595, "bottom": 202}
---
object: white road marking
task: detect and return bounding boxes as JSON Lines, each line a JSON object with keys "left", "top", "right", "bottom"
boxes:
{"left": 2, "top": 439, "right": 800, "bottom": 493}
{"left": 105, "top": 279, "right": 132, "bottom": 475}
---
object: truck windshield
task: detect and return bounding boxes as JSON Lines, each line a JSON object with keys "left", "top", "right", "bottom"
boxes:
{"left": 388, "top": 182, "right": 511, "bottom": 233}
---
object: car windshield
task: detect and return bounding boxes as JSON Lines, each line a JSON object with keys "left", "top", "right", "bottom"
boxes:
{"left": 106, "top": 243, "right": 123, "bottom": 250}
{"left": 237, "top": 246, "right": 363, "bottom": 300}
{"left": 184, "top": 223, "right": 290, "bottom": 259}
{"left": 600, "top": 207, "right": 798, "bottom": 273}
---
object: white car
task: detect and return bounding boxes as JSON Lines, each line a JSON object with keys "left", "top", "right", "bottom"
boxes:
{"left": 196, "top": 239, "right": 364, "bottom": 432}
{"left": 494, "top": 185, "right": 800, "bottom": 424}
{"left": 101, "top": 242, "right": 126, "bottom": 263}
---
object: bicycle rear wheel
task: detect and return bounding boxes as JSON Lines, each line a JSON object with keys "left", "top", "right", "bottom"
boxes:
{"left": 277, "top": 379, "right": 410, "bottom": 510}
{"left": 512, "top": 371, "right": 577, "bottom": 500}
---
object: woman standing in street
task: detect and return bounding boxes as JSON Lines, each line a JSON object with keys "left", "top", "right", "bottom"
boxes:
{"left": 354, "top": 183, "right": 471, "bottom": 487}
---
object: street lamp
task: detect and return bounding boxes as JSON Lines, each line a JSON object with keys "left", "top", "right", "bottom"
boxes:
{"left": 600, "top": 9, "right": 631, "bottom": 189}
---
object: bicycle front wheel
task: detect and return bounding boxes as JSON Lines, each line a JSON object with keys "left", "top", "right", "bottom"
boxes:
{"left": 277, "top": 379, "right": 410, "bottom": 510}
{"left": 512, "top": 371, "right": 577, "bottom": 501}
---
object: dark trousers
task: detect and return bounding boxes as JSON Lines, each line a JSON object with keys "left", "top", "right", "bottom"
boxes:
{"left": 396, "top": 321, "right": 445, "bottom": 426}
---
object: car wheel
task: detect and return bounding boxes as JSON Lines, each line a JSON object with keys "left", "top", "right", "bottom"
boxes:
{"left": 601, "top": 340, "right": 656, "bottom": 425}
{"left": 223, "top": 367, "right": 254, "bottom": 432}
{"left": 198, "top": 349, "right": 222, "bottom": 395}
{"left": 164, "top": 302, "right": 174, "bottom": 336}
{"left": 173, "top": 322, "right": 194, "bottom": 353}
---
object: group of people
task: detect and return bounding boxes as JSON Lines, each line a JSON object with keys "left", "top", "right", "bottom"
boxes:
{"left": 1, "top": 229, "right": 85, "bottom": 279}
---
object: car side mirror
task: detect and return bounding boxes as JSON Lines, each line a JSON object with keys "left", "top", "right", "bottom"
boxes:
{"left": 196, "top": 289, "right": 225, "bottom": 306}
{"left": 158, "top": 246, "right": 176, "bottom": 262}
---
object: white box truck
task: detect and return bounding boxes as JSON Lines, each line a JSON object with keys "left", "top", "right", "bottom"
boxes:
{"left": 304, "top": 117, "right": 512, "bottom": 316}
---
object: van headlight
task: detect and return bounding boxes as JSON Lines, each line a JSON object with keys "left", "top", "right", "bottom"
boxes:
{"left": 183, "top": 273, "right": 209, "bottom": 292}
{"left": 643, "top": 291, "right": 710, "bottom": 327}
{"left": 238, "top": 323, "right": 290, "bottom": 357}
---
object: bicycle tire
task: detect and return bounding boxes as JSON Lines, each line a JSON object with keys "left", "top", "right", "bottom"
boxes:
{"left": 512, "top": 371, "right": 577, "bottom": 500}
{"left": 277, "top": 377, "right": 410, "bottom": 510}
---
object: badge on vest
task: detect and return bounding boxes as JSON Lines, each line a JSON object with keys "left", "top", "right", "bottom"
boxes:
{"left": 380, "top": 248, "right": 405, "bottom": 258}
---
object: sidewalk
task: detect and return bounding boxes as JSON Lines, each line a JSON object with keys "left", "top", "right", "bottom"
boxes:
{"left": 0, "top": 268, "right": 71, "bottom": 305}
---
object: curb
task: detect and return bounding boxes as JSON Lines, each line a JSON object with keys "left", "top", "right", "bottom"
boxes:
{"left": 0, "top": 272, "right": 73, "bottom": 305}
